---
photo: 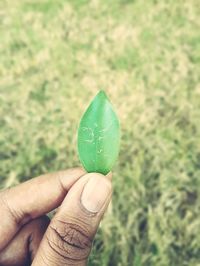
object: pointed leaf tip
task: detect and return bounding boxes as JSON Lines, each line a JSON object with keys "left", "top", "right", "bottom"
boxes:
{"left": 97, "top": 90, "right": 107, "bottom": 98}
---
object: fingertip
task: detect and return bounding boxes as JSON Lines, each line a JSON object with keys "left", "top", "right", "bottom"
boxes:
{"left": 82, "top": 172, "right": 112, "bottom": 185}
{"left": 58, "top": 167, "right": 86, "bottom": 185}
{"left": 80, "top": 172, "right": 112, "bottom": 197}
{"left": 61, "top": 167, "right": 86, "bottom": 176}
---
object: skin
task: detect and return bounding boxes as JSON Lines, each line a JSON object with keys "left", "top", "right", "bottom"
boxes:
{"left": 0, "top": 167, "right": 112, "bottom": 266}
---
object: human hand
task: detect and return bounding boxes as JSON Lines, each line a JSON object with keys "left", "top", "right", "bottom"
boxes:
{"left": 0, "top": 168, "right": 112, "bottom": 266}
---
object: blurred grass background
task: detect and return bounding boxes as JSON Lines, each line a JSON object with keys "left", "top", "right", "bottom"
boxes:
{"left": 1, "top": 0, "right": 200, "bottom": 265}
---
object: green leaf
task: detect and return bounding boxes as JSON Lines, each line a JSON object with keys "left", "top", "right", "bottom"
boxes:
{"left": 77, "top": 90, "right": 120, "bottom": 175}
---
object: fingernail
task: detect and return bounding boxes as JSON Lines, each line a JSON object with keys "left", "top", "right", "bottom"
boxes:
{"left": 81, "top": 175, "right": 112, "bottom": 213}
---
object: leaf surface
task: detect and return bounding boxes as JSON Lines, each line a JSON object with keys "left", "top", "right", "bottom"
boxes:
{"left": 77, "top": 91, "right": 120, "bottom": 175}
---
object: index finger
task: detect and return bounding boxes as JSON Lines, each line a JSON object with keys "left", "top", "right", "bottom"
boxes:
{"left": 0, "top": 167, "right": 85, "bottom": 250}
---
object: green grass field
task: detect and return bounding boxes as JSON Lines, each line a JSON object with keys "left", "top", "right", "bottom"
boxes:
{"left": 1, "top": 0, "right": 200, "bottom": 265}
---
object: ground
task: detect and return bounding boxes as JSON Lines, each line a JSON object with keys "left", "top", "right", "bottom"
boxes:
{"left": 0, "top": 0, "right": 200, "bottom": 265}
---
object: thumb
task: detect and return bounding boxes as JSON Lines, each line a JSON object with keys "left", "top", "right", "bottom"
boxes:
{"left": 32, "top": 173, "right": 112, "bottom": 266}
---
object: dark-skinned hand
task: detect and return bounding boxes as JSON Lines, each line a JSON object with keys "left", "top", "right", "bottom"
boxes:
{"left": 0, "top": 168, "right": 112, "bottom": 266}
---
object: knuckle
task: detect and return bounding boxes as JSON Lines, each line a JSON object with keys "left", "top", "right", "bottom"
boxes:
{"left": 0, "top": 190, "right": 31, "bottom": 227}
{"left": 0, "top": 191, "right": 22, "bottom": 227}
{"left": 46, "top": 219, "right": 92, "bottom": 262}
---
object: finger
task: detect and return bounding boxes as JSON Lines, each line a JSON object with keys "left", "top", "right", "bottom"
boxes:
{"left": 0, "top": 216, "right": 50, "bottom": 266}
{"left": 32, "top": 172, "right": 112, "bottom": 266}
{"left": 0, "top": 167, "right": 85, "bottom": 250}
